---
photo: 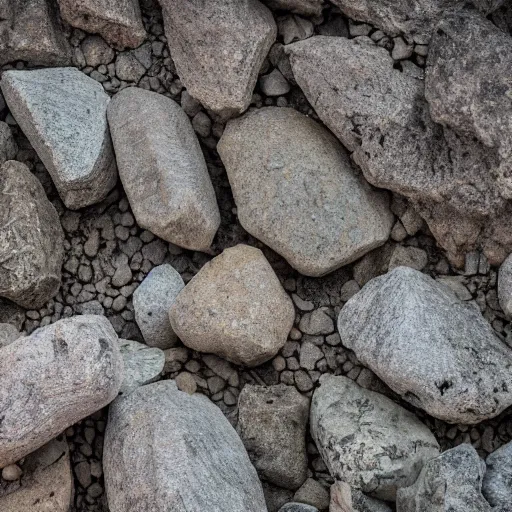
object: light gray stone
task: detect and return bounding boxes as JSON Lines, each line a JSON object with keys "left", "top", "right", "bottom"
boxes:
{"left": 311, "top": 375, "right": 440, "bottom": 501}
{"left": 169, "top": 244, "right": 294, "bottom": 367}
{"left": 330, "top": 481, "right": 392, "bottom": 512}
{"left": 388, "top": 245, "right": 428, "bottom": 271}
{"left": 133, "top": 264, "right": 184, "bottom": 349}
{"left": 0, "top": 160, "right": 64, "bottom": 309}
{"left": 1, "top": 68, "right": 117, "bottom": 209}
{"left": 278, "top": 15, "right": 314, "bottom": 44}
{"left": 293, "top": 478, "right": 329, "bottom": 510}
{"left": 498, "top": 253, "right": 512, "bottom": 318}
{"left": 259, "top": 69, "right": 290, "bottom": 96}
{"left": 104, "top": 380, "right": 267, "bottom": 512}
{"left": 262, "top": 0, "right": 324, "bottom": 16}
{"left": 279, "top": 504, "right": 318, "bottom": 512}
{"left": 482, "top": 441, "right": 512, "bottom": 508}
{"left": 108, "top": 87, "right": 220, "bottom": 251}
{"left": 0, "top": 323, "right": 21, "bottom": 348}
{"left": 160, "top": 0, "right": 276, "bottom": 118}
{"left": 81, "top": 35, "right": 115, "bottom": 67}
{"left": 0, "top": 315, "right": 123, "bottom": 467}
{"left": 218, "top": 107, "right": 393, "bottom": 277}
{"left": 397, "top": 444, "right": 492, "bottom": 512}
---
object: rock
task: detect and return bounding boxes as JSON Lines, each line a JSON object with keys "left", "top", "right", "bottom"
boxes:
{"left": 293, "top": 478, "right": 329, "bottom": 510}
{"left": 175, "top": 371, "right": 197, "bottom": 394}
{"left": 1, "top": 68, "right": 117, "bottom": 209}
{"left": 0, "top": 160, "right": 64, "bottom": 309}
{"left": 108, "top": 87, "right": 220, "bottom": 251}
{"left": 81, "top": 35, "right": 115, "bottom": 67}
{"left": 57, "top": 0, "right": 146, "bottom": 49}
{"left": 330, "top": 481, "right": 392, "bottom": 512}
{"left": 299, "top": 309, "right": 334, "bottom": 335}
{"left": 238, "top": 384, "right": 309, "bottom": 490}
{"left": 0, "top": 0, "right": 71, "bottom": 66}
{"left": 482, "top": 441, "right": 512, "bottom": 508}
{"left": 397, "top": 444, "right": 492, "bottom": 512}
{"left": 218, "top": 107, "right": 393, "bottom": 277}
{"left": 263, "top": 483, "right": 295, "bottom": 512}
{"left": 279, "top": 504, "right": 318, "bottom": 512}
{"left": 160, "top": 0, "right": 276, "bottom": 118}
{"left": 311, "top": 375, "right": 440, "bottom": 501}
{"left": 388, "top": 245, "right": 428, "bottom": 271}
{"left": 133, "top": 264, "right": 185, "bottom": 349}
{"left": 259, "top": 69, "right": 290, "bottom": 96}
{"left": 0, "top": 122, "right": 17, "bottom": 163}
{"left": 0, "top": 315, "right": 123, "bottom": 467}
{"left": 278, "top": 15, "right": 314, "bottom": 44}
{"left": 1, "top": 463, "right": 22, "bottom": 481}
{"left": 104, "top": 380, "right": 267, "bottom": 512}
{"left": 262, "top": 0, "right": 324, "bottom": 16}
{"left": 115, "top": 51, "right": 146, "bottom": 82}
{"left": 338, "top": 266, "right": 512, "bottom": 424}
{"left": 118, "top": 338, "right": 164, "bottom": 396}
{"left": 498, "top": 253, "right": 512, "bottom": 318}
{"left": 0, "top": 438, "right": 73, "bottom": 511}
{"left": 0, "top": 323, "right": 20, "bottom": 347}
{"left": 170, "top": 244, "right": 295, "bottom": 367}
{"left": 0, "top": 299, "right": 24, "bottom": 331}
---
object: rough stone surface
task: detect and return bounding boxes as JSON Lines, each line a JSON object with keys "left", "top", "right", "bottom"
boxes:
{"left": 160, "top": 0, "right": 277, "bottom": 118}
{"left": 311, "top": 374, "right": 440, "bottom": 501}
{"left": 0, "top": 315, "right": 123, "bottom": 467}
{"left": 279, "top": 504, "right": 318, "bottom": 512}
{"left": 104, "top": 380, "right": 267, "bottom": 512}
{"left": 262, "top": 0, "right": 323, "bottom": 16}
{"left": 1, "top": 68, "right": 117, "bottom": 209}
{"left": 0, "top": 122, "right": 17, "bottom": 164}
{"left": 238, "top": 384, "right": 309, "bottom": 490}
{"left": 397, "top": 444, "right": 492, "bottom": 512}
{"left": 133, "top": 264, "right": 184, "bottom": 349}
{"left": 218, "top": 107, "right": 393, "bottom": 277}
{"left": 338, "top": 266, "right": 512, "bottom": 424}
{"left": 482, "top": 440, "right": 512, "bottom": 508}
{"left": 293, "top": 478, "right": 329, "bottom": 510}
{"left": 329, "top": 481, "right": 392, "bottom": 512}
{"left": 0, "top": 323, "right": 21, "bottom": 348}
{"left": 498, "top": 253, "right": 512, "bottom": 318}
{"left": 170, "top": 244, "right": 295, "bottom": 367}
{"left": 108, "top": 87, "right": 220, "bottom": 251}
{"left": 0, "top": 160, "right": 64, "bottom": 309}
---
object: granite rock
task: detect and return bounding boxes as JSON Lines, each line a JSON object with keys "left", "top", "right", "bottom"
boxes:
{"left": 329, "top": 481, "right": 392, "bottom": 512}
{"left": 0, "top": 323, "right": 21, "bottom": 348}
{"left": 482, "top": 441, "right": 512, "bottom": 508}
{"left": 498, "top": 253, "right": 512, "bottom": 318}
{"left": 262, "top": 0, "right": 324, "bottom": 16}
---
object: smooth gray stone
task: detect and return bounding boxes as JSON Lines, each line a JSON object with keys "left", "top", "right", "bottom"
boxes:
{"left": 482, "top": 441, "right": 512, "bottom": 507}
{"left": 104, "top": 380, "right": 268, "bottom": 512}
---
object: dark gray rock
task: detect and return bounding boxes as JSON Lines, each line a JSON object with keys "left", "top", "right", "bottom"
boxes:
{"left": 0, "top": 323, "right": 21, "bottom": 348}
{"left": 262, "top": 0, "right": 324, "bottom": 16}
{"left": 279, "top": 504, "right": 318, "bottom": 512}
{"left": 498, "top": 253, "right": 512, "bottom": 318}
{"left": 482, "top": 441, "right": 512, "bottom": 508}
{"left": 0, "top": 121, "right": 17, "bottom": 163}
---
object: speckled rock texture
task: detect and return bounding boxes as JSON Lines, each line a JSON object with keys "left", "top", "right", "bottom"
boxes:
{"left": 279, "top": 504, "right": 318, "bottom": 512}
{"left": 104, "top": 380, "right": 268, "bottom": 512}
{"left": 160, "top": 0, "right": 277, "bottom": 118}
{"left": 0, "top": 315, "right": 123, "bottom": 468}
{"left": 1, "top": 67, "right": 117, "bottom": 209}
{"left": 0, "top": 323, "right": 21, "bottom": 348}
{"left": 170, "top": 244, "right": 295, "bottom": 367}
{"left": 397, "top": 444, "right": 492, "bottom": 511}
{"left": 218, "top": 107, "right": 393, "bottom": 277}
{"left": 0, "top": 122, "right": 17, "bottom": 164}
{"left": 482, "top": 440, "right": 512, "bottom": 508}
{"left": 262, "top": 0, "right": 324, "bottom": 16}
{"left": 498, "top": 253, "right": 512, "bottom": 318}
{"left": 311, "top": 375, "right": 440, "bottom": 501}
{"left": 329, "top": 481, "right": 392, "bottom": 512}
{"left": 338, "top": 266, "right": 512, "bottom": 424}
{"left": 108, "top": 87, "right": 220, "bottom": 251}
{"left": 0, "top": 160, "right": 64, "bottom": 309}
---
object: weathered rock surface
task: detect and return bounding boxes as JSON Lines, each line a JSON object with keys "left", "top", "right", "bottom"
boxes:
{"left": 482, "top": 441, "right": 512, "bottom": 508}
{"left": 329, "top": 481, "right": 392, "bottom": 512}
{"left": 169, "top": 244, "right": 295, "bottom": 366}
{"left": 160, "top": 0, "right": 277, "bottom": 118}
{"left": 0, "top": 315, "right": 123, "bottom": 467}
{"left": 108, "top": 87, "right": 220, "bottom": 251}
{"left": 397, "top": 444, "right": 492, "bottom": 511}
{"left": 498, "top": 253, "right": 512, "bottom": 318}
{"left": 104, "top": 380, "right": 267, "bottom": 512}
{"left": 0, "top": 121, "right": 17, "bottom": 163}
{"left": 1, "top": 68, "right": 117, "bottom": 209}
{"left": 279, "top": 504, "right": 318, "bottom": 512}
{"left": 0, "top": 160, "right": 64, "bottom": 309}
{"left": 262, "top": 0, "right": 324, "bottom": 16}
{"left": 338, "top": 266, "right": 512, "bottom": 424}
{"left": 133, "top": 264, "right": 184, "bottom": 349}
{"left": 238, "top": 384, "right": 309, "bottom": 490}
{"left": 311, "top": 375, "right": 440, "bottom": 501}
{"left": 0, "top": 323, "right": 21, "bottom": 348}
{"left": 57, "top": 0, "right": 146, "bottom": 49}
{"left": 218, "top": 107, "right": 393, "bottom": 277}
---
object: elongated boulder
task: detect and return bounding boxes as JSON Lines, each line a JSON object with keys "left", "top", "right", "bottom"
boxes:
{"left": 482, "top": 441, "right": 512, "bottom": 508}
{"left": 338, "top": 266, "right": 512, "bottom": 424}
{"left": 104, "top": 380, "right": 267, "bottom": 512}
{"left": 108, "top": 87, "right": 220, "bottom": 251}
{"left": 218, "top": 108, "right": 393, "bottom": 277}
{"left": 0, "top": 160, "right": 64, "bottom": 309}
{"left": 311, "top": 375, "right": 439, "bottom": 501}
{"left": 0, "top": 315, "right": 123, "bottom": 468}
{"left": 160, "top": 0, "right": 276, "bottom": 118}
{"left": 262, "top": 0, "right": 324, "bottom": 16}
{"left": 169, "top": 244, "right": 294, "bottom": 366}
{"left": 1, "top": 67, "right": 117, "bottom": 209}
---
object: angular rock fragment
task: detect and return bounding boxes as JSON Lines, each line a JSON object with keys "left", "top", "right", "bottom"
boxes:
{"left": 104, "top": 380, "right": 267, "bottom": 512}
{"left": 1, "top": 68, "right": 117, "bottom": 209}
{"left": 311, "top": 375, "right": 440, "bottom": 501}
{"left": 338, "top": 266, "right": 512, "bottom": 423}
{"left": 0, "top": 160, "right": 64, "bottom": 308}
{"left": 218, "top": 107, "right": 393, "bottom": 277}
{"left": 57, "top": 0, "right": 146, "bottom": 49}
{"left": 482, "top": 441, "right": 512, "bottom": 508}
{"left": 330, "top": 481, "right": 392, "bottom": 512}
{"left": 108, "top": 87, "right": 220, "bottom": 251}
{"left": 262, "top": 0, "right": 324, "bottom": 16}
{"left": 0, "top": 315, "right": 123, "bottom": 467}
{"left": 169, "top": 244, "right": 294, "bottom": 367}
{"left": 160, "top": 0, "right": 276, "bottom": 118}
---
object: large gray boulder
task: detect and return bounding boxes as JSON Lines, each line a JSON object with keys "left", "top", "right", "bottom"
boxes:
{"left": 104, "top": 380, "right": 268, "bottom": 512}
{"left": 0, "top": 160, "right": 64, "bottom": 309}
{"left": 218, "top": 107, "right": 393, "bottom": 277}
{"left": 397, "top": 444, "right": 492, "bottom": 512}
{"left": 338, "top": 266, "right": 512, "bottom": 424}
{"left": 1, "top": 68, "right": 117, "bottom": 209}
{"left": 311, "top": 375, "right": 439, "bottom": 501}
{"left": 169, "top": 244, "right": 295, "bottom": 367}
{"left": 262, "top": 0, "right": 324, "bottom": 16}
{"left": 108, "top": 87, "right": 220, "bottom": 251}
{"left": 0, "top": 315, "right": 123, "bottom": 467}
{"left": 160, "top": 0, "right": 276, "bottom": 118}
{"left": 482, "top": 441, "right": 512, "bottom": 508}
